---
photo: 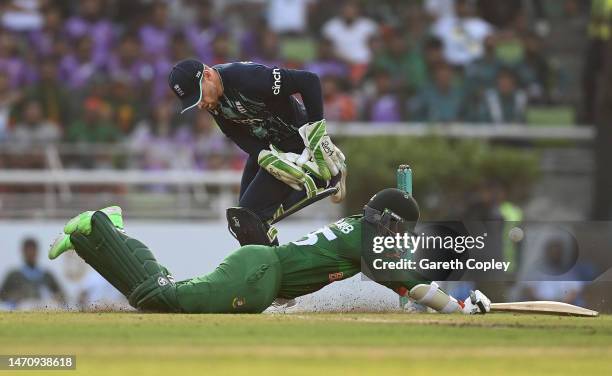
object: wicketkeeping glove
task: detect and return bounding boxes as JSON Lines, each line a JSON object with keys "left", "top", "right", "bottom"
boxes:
{"left": 297, "top": 119, "right": 346, "bottom": 181}
{"left": 258, "top": 145, "right": 318, "bottom": 198}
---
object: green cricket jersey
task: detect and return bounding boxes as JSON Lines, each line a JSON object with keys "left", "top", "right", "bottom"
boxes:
{"left": 274, "top": 215, "right": 364, "bottom": 299}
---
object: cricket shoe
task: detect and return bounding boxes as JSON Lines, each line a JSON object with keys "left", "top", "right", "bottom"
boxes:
{"left": 329, "top": 163, "right": 347, "bottom": 203}
{"left": 49, "top": 206, "right": 124, "bottom": 260}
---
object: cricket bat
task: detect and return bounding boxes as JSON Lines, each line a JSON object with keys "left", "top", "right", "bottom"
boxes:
{"left": 490, "top": 301, "right": 599, "bottom": 317}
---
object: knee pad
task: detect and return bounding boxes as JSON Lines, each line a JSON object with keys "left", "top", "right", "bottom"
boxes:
{"left": 128, "top": 271, "right": 180, "bottom": 312}
{"left": 70, "top": 211, "right": 181, "bottom": 312}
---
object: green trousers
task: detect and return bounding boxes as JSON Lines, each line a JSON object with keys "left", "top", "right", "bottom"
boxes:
{"left": 176, "top": 245, "right": 282, "bottom": 313}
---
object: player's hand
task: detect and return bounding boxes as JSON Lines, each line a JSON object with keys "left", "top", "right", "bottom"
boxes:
{"left": 297, "top": 119, "right": 346, "bottom": 181}
{"left": 258, "top": 145, "right": 317, "bottom": 198}
{"left": 461, "top": 290, "right": 491, "bottom": 314}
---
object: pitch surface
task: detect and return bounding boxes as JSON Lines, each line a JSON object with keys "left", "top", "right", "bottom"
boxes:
{"left": 1, "top": 312, "right": 611, "bottom": 375}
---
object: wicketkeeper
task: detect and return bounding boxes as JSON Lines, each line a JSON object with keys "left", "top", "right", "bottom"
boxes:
{"left": 49, "top": 189, "right": 490, "bottom": 314}
{"left": 168, "top": 60, "right": 346, "bottom": 246}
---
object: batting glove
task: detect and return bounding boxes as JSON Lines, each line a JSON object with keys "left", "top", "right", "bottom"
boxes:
{"left": 461, "top": 290, "right": 491, "bottom": 314}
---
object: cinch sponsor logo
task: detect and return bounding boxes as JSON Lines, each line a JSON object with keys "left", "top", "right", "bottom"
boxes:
{"left": 328, "top": 272, "right": 344, "bottom": 282}
{"left": 272, "top": 68, "right": 281, "bottom": 95}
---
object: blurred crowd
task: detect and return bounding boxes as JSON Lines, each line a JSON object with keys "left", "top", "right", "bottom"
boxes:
{"left": 0, "top": 0, "right": 588, "bottom": 170}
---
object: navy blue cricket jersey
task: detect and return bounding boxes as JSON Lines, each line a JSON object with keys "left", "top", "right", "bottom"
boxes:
{"left": 208, "top": 62, "right": 324, "bottom": 156}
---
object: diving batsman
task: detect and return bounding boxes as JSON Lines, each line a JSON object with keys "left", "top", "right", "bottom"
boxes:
{"left": 48, "top": 189, "right": 491, "bottom": 314}
{"left": 168, "top": 60, "right": 346, "bottom": 246}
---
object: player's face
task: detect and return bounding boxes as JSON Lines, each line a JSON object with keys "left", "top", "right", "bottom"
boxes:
{"left": 197, "top": 68, "right": 221, "bottom": 111}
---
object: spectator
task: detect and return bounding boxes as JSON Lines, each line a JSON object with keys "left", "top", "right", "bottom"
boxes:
{"left": 106, "top": 32, "right": 155, "bottom": 90}
{"left": 10, "top": 100, "right": 61, "bottom": 145}
{"left": 518, "top": 32, "right": 551, "bottom": 103}
{"left": 0, "top": 238, "right": 65, "bottom": 310}
{"left": 20, "top": 57, "right": 72, "bottom": 127}
{"left": 28, "top": 5, "right": 66, "bottom": 57}
{"left": 321, "top": 75, "right": 356, "bottom": 122}
{"left": 370, "top": 31, "right": 420, "bottom": 93}
{"left": 362, "top": 69, "right": 403, "bottom": 122}
{"left": 398, "top": 3, "right": 430, "bottom": 50}
{"left": 213, "top": 32, "right": 235, "bottom": 65}
{"left": 0, "top": 33, "right": 31, "bottom": 88}
{"left": 183, "top": 0, "right": 224, "bottom": 62}
{"left": 191, "top": 111, "right": 240, "bottom": 170}
{"left": 322, "top": 0, "right": 379, "bottom": 65}
{"left": 465, "top": 35, "right": 503, "bottom": 94}
{"left": 106, "top": 76, "right": 143, "bottom": 134}
{"left": 66, "top": 97, "right": 121, "bottom": 144}
{"left": 267, "top": 0, "right": 314, "bottom": 35}
{"left": 0, "top": 72, "right": 21, "bottom": 140}
{"left": 424, "top": 0, "right": 455, "bottom": 20}
{"left": 59, "top": 36, "right": 99, "bottom": 90}
{"left": 405, "top": 36, "right": 447, "bottom": 92}
{"left": 64, "top": 0, "right": 115, "bottom": 67}
{"left": 476, "top": 69, "right": 527, "bottom": 124}
{"left": 130, "top": 102, "right": 190, "bottom": 171}
{"left": 239, "top": 16, "right": 268, "bottom": 61}
{"left": 139, "top": 0, "right": 173, "bottom": 60}
{"left": 410, "top": 63, "right": 467, "bottom": 122}
{"left": 431, "top": 0, "right": 493, "bottom": 66}
{"left": 304, "top": 38, "right": 350, "bottom": 81}
{"left": 251, "top": 29, "right": 283, "bottom": 67}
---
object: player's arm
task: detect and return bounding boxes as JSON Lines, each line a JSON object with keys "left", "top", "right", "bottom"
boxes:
{"left": 399, "top": 282, "right": 491, "bottom": 314}
{"left": 215, "top": 115, "right": 316, "bottom": 194}
{"left": 366, "top": 248, "right": 491, "bottom": 315}
{"left": 245, "top": 65, "right": 346, "bottom": 183}
{"left": 278, "top": 70, "right": 345, "bottom": 182}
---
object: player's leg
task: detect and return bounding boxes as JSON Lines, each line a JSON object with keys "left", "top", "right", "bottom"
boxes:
{"left": 176, "top": 244, "right": 282, "bottom": 313}
{"left": 239, "top": 167, "right": 298, "bottom": 220}
{"left": 239, "top": 154, "right": 260, "bottom": 201}
{"left": 50, "top": 209, "right": 181, "bottom": 312}
{"left": 50, "top": 209, "right": 283, "bottom": 313}
{"left": 227, "top": 157, "right": 295, "bottom": 246}
{"left": 229, "top": 167, "right": 305, "bottom": 246}
{"left": 226, "top": 206, "right": 279, "bottom": 246}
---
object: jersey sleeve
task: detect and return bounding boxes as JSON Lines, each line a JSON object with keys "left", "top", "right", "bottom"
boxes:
{"left": 241, "top": 64, "right": 324, "bottom": 123}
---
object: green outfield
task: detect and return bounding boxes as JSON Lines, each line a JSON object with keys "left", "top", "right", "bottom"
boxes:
{"left": 1, "top": 312, "right": 611, "bottom": 376}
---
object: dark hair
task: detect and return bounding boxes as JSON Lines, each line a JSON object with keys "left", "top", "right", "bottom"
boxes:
{"left": 497, "top": 68, "right": 517, "bottom": 81}
{"left": 424, "top": 37, "right": 443, "bottom": 50}
{"left": 22, "top": 237, "right": 38, "bottom": 250}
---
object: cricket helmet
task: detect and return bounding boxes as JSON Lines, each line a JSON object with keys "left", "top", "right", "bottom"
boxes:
{"left": 363, "top": 188, "right": 420, "bottom": 236}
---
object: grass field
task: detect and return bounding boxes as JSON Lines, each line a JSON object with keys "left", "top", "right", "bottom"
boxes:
{"left": 1, "top": 312, "right": 612, "bottom": 376}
